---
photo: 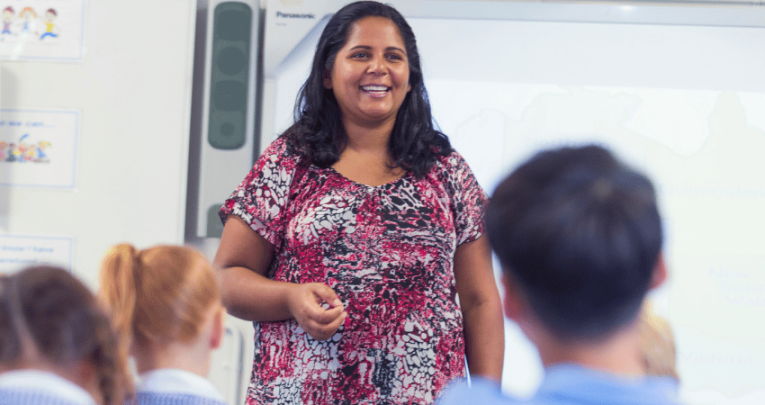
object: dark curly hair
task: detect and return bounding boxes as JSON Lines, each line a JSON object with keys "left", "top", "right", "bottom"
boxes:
{"left": 283, "top": 1, "right": 451, "bottom": 178}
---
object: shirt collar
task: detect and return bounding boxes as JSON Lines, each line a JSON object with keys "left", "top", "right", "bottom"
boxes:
{"left": 137, "top": 368, "right": 226, "bottom": 402}
{"left": 0, "top": 369, "right": 97, "bottom": 405}
{"left": 538, "top": 364, "right": 679, "bottom": 404}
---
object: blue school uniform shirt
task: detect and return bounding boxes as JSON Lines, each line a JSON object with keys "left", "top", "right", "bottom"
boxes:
{"left": 134, "top": 369, "right": 227, "bottom": 405}
{"left": 439, "top": 364, "right": 681, "bottom": 405}
{"left": 0, "top": 369, "right": 98, "bottom": 405}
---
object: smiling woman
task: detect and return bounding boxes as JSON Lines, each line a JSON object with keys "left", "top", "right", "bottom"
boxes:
{"left": 213, "top": 2, "right": 505, "bottom": 404}
{"left": 323, "top": 16, "right": 412, "bottom": 134}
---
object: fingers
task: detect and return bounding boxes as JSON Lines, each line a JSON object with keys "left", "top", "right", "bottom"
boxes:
{"left": 287, "top": 283, "right": 348, "bottom": 341}
{"left": 310, "top": 303, "right": 345, "bottom": 324}
{"left": 303, "top": 309, "right": 347, "bottom": 341}
{"left": 311, "top": 283, "right": 343, "bottom": 309}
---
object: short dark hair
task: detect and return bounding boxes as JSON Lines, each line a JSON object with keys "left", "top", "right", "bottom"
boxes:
{"left": 284, "top": 0, "right": 451, "bottom": 178}
{"left": 486, "top": 145, "right": 663, "bottom": 340}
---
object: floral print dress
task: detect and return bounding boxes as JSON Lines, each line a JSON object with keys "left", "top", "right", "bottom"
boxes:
{"left": 220, "top": 137, "right": 487, "bottom": 405}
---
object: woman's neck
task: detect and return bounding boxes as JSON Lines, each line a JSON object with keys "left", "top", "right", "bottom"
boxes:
{"left": 332, "top": 117, "right": 406, "bottom": 187}
{"left": 342, "top": 117, "right": 395, "bottom": 156}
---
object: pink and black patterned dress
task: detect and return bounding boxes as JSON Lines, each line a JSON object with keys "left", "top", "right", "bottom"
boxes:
{"left": 220, "top": 136, "right": 487, "bottom": 405}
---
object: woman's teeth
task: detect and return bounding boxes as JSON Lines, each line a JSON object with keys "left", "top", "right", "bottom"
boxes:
{"left": 361, "top": 85, "right": 388, "bottom": 92}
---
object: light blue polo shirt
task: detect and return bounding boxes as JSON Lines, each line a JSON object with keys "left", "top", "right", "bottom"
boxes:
{"left": 438, "top": 364, "right": 680, "bottom": 405}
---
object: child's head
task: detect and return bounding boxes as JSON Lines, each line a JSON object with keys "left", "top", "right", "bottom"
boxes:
{"left": 486, "top": 145, "right": 664, "bottom": 342}
{"left": 0, "top": 266, "right": 131, "bottom": 405}
{"left": 19, "top": 7, "right": 35, "bottom": 19}
{"left": 99, "top": 244, "right": 223, "bottom": 369}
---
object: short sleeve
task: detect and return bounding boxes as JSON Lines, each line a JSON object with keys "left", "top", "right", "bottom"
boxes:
{"left": 443, "top": 152, "right": 488, "bottom": 246}
{"left": 219, "top": 137, "right": 303, "bottom": 248}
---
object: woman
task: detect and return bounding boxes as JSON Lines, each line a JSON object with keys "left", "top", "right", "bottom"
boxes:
{"left": 99, "top": 244, "right": 228, "bottom": 405}
{"left": 215, "top": 1, "right": 504, "bottom": 403}
{"left": 0, "top": 266, "right": 131, "bottom": 405}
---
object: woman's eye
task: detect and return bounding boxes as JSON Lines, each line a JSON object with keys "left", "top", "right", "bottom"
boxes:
{"left": 351, "top": 52, "right": 368, "bottom": 58}
{"left": 387, "top": 53, "right": 404, "bottom": 61}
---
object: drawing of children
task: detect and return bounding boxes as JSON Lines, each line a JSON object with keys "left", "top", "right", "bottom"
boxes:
{"left": 6, "top": 143, "right": 17, "bottom": 162}
{"left": 0, "top": 141, "right": 7, "bottom": 160}
{"left": 18, "top": 7, "right": 37, "bottom": 35}
{"left": 1, "top": 7, "right": 13, "bottom": 36}
{"left": 24, "top": 143, "right": 37, "bottom": 161}
{"left": 36, "top": 141, "right": 51, "bottom": 163}
{"left": 16, "top": 143, "right": 29, "bottom": 162}
{"left": 40, "top": 9, "right": 58, "bottom": 39}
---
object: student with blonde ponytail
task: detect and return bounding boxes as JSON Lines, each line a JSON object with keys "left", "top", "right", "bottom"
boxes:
{"left": 98, "top": 244, "right": 228, "bottom": 405}
{"left": 0, "top": 266, "right": 131, "bottom": 405}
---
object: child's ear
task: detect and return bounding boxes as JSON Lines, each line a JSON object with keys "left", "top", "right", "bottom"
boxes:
{"left": 650, "top": 252, "right": 668, "bottom": 290}
{"left": 209, "top": 306, "right": 226, "bottom": 350}
{"left": 501, "top": 275, "right": 523, "bottom": 322}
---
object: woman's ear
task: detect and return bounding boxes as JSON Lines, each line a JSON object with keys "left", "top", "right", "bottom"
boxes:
{"left": 209, "top": 306, "right": 226, "bottom": 350}
{"left": 650, "top": 253, "right": 668, "bottom": 290}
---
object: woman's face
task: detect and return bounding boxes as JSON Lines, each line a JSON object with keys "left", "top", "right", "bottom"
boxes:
{"left": 324, "top": 16, "right": 411, "bottom": 129}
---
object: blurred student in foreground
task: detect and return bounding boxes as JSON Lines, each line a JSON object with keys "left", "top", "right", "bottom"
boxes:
{"left": 439, "top": 145, "right": 680, "bottom": 405}
{"left": 0, "top": 266, "right": 131, "bottom": 405}
{"left": 99, "top": 244, "right": 228, "bottom": 405}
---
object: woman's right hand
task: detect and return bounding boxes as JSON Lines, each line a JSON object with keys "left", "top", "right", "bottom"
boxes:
{"left": 286, "top": 283, "right": 347, "bottom": 341}
{"left": 215, "top": 216, "right": 347, "bottom": 339}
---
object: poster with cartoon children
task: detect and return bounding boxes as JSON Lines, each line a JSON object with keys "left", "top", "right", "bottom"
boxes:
{"left": 0, "top": 0, "right": 85, "bottom": 60}
{"left": 0, "top": 109, "right": 79, "bottom": 188}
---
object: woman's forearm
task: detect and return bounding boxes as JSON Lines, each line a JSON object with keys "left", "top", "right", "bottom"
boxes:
{"left": 462, "top": 297, "right": 505, "bottom": 382}
{"left": 218, "top": 265, "right": 295, "bottom": 322}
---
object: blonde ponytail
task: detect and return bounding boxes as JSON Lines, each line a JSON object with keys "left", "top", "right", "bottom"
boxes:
{"left": 98, "top": 243, "right": 140, "bottom": 366}
{"left": 99, "top": 244, "right": 221, "bottom": 349}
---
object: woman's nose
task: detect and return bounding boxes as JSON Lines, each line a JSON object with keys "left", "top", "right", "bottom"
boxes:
{"left": 367, "top": 55, "right": 387, "bottom": 75}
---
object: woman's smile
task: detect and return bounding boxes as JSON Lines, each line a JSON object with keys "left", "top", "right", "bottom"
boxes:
{"left": 360, "top": 84, "right": 391, "bottom": 97}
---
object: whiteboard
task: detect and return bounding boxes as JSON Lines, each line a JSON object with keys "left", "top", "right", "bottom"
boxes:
{"left": 261, "top": 1, "right": 765, "bottom": 403}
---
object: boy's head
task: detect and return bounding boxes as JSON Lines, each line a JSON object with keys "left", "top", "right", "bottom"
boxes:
{"left": 486, "top": 145, "right": 664, "bottom": 342}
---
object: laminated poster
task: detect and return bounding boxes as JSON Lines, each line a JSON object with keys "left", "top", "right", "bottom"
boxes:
{"left": 0, "top": 234, "right": 73, "bottom": 273}
{"left": 0, "top": 0, "right": 86, "bottom": 61}
{"left": 0, "top": 108, "right": 79, "bottom": 188}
